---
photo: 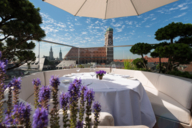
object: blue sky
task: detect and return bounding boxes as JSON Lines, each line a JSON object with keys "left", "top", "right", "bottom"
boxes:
{"left": 30, "top": 0, "right": 192, "bottom": 59}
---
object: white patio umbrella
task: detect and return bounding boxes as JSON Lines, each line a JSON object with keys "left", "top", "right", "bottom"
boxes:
{"left": 43, "top": 0, "right": 177, "bottom": 19}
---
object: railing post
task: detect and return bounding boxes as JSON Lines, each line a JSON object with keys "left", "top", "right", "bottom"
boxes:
{"left": 39, "top": 41, "right": 40, "bottom": 71}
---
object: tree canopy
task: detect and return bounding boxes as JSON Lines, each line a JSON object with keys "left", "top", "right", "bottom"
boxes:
{"left": 155, "top": 22, "right": 187, "bottom": 44}
{"left": 0, "top": 0, "right": 45, "bottom": 70}
{"left": 154, "top": 22, "right": 192, "bottom": 72}
{"left": 130, "top": 42, "right": 152, "bottom": 69}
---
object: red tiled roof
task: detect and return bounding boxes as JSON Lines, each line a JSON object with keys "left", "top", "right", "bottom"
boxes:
{"left": 144, "top": 56, "right": 168, "bottom": 63}
{"left": 184, "top": 62, "right": 192, "bottom": 72}
{"left": 114, "top": 56, "right": 168, "bottom": 63}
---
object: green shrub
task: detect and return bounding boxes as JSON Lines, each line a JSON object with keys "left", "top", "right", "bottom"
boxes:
{"left": 156, "top": 63, "right": 166, "bottom": 73}
{"left": 124, "top": 59, "right": 136, "bottom": 70}
{"left": 132, "top": 58, "right": 147, "bottom": 69}
{"left": 167, "top": 70, "right": 192, "bottom": 79}
{"left": 78, "top": 65, "right": 84, "bottom": 68}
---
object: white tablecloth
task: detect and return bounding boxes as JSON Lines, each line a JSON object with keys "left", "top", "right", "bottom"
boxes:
{"left": 59, "top": 73, "right": 156, "bottom": 128}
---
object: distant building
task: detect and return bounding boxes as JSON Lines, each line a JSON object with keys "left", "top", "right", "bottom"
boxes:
{"left": 43, "top": 46, "right": 63, "bottom": 61}
{"left": 59, "top": 48, "right": 62, "bottom": 60}
{"left": 64, "top": 27, "right": 114, "bottom": 64}
{"left": 49, "top": 46, "right": 54, "bottom": 60}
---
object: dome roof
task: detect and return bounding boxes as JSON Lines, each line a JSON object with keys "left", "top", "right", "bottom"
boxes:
{"left": 106, "top": 27, "right": 113, "bottom": 31}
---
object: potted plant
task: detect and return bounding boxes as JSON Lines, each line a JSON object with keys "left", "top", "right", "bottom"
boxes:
{"left": 96, "top": 70, "right": 106, "bottom": 80}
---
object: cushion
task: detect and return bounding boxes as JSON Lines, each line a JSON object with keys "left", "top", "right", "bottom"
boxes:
{"left": 112, "top": 69, "right": 136, "bottom": 77}
{"left": 157, "top": 75, "right": 192, "bottom": 109}
{"left": 19, "top": 72, "right": 45, "bottom": 101}
{"left": 134, "top": 71, "right": 160, "bottom": 90}
{"left": 144, "top": 86, "right": 191, "bottom": 124}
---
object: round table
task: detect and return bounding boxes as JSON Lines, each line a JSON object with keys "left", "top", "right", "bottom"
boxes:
{"left": 59, "top": 73, "right": 156, "bottom": 128}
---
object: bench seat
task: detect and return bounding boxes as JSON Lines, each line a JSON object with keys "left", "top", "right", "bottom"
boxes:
{"left": 144, "top": 86, "right": 191, "bottom": 124}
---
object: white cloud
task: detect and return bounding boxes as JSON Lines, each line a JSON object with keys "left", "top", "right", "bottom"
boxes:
{"left": 180, "top": 6, "right": 188, "bottom": 10}
{"left": 174, "top": 12, "right": 187, "bottom": 18}
{"left": 111, "top": 21, "right": 123, "bottom": 27}
{"left": 116, "top": 25, "right": 125, "bottom": 32}
{"left": 86, "top": 18, "right": 91, "bottom": 23}
{"left": 125, "top": 21, "right": 133, "bottom": 25}
{"left": 82, "top": 32, "right": 87, "bottom": 34}
{"left": 152, "top": 18, "right": 156, "bottom": 20}
{"left": 111, "top": 19, "right": 115, "bottom": 22}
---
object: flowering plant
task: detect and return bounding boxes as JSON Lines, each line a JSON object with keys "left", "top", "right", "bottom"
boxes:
{"left": 0, "top": 51, "right": 102, "bottom": 128}
{"left": 96, "top": 70, "right": 106, "bottom": 76}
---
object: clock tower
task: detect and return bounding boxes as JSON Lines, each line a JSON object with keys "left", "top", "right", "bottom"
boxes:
{"left": 105, "top": 27, "right": 114, "bottom": 64}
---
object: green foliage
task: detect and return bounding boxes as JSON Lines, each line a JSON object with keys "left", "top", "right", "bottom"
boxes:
{"left": 154, "top": 22, "right": 192, "bottom": 72}
{"left": 123, "top": 59, "right": 136, "bottom": 70}
{"left": 167, "top": 70, "right": 192, "bottom": 79}
{"left": 78, "top": 65, "right": 84, "bottom": 68}
{"left": 155, "top": 22, "right": 188, "bottom": 43}
{"left": 0, "top": 0, "right": 45, "bottom": 70}
{"left": 130, "top": 43, "right": 152, "bottom": 57}
{"left": 155, "top": 43, "right": 191, "bottom": 64}
{"left": 156, "top": 63, "right": 166, "bottom": 73}
{"left": 132, "top": 58, "right": 147, "bottom": 69}
{"left": 130, "top": 42, "right": 152, "bottom": 69}
{"left": 175, "top": 36, "right": 192, "bottom": 47}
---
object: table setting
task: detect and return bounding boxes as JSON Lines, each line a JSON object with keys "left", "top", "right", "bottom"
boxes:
{"left": 58, "top": 70, "right": 156, "bottom": 128}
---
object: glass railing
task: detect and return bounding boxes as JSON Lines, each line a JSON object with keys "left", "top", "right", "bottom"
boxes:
{"left": 4, "top": 41, "right": 192, "bottom": 83}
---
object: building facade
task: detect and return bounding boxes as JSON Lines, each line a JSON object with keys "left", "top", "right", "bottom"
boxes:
{"left": 105, "top": 27, "right": 114, "bottom": 64}
{"left": 64, "top": 27, "right": 114, "bottom": 64}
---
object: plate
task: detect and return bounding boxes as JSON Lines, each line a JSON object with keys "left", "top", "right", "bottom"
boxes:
{"left": 62, "top": 79, "right": 71, "bottom": 85}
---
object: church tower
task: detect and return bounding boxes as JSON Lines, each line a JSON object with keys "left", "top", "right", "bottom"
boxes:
{"left": 105, "top": 27, "right": 114, "bottom": 64}
{"left": 49, "top": 46, "right": 54, "bottom": 60}
{"left": 59, "top": 48, "right": 62, "bottom": 60}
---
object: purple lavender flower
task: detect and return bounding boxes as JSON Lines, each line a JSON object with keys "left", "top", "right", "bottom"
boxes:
{"left": 60, "top": 92, "right": 69, "bottom": 109}
{"left": 12, "top": 102, "right": 31, "bottom": 118}
{"left": 3, "top": 84, "right": 7, "bottom": 91}
{"left": 93, "top": 101, "right": 101, "bottom": 128}
{"left": 49, "top": 76, "right": 60, "bottom": 88}
{"left": 96, "top": 70, "right": 106, "bottom": 76}
{"left": 93, "top": 101, "right": 101, "bottom": 112}
{"left": 84, "top": 89, "right": 95, "bottom": 106}
{"left": 4, "top": 59, "right": 8, "bottom": 65}
{"left": 68, "top": 82, "right": 81, "bottom": 103}
{"left": 39, "top": 85, "right": 51, "bottom": 102}
{"left": 76, "top": 121, "right": 83, "bottom": 128}
{"left": 32, "top": 78, "right": 41, "bottom": 86}
{"left": 4, "top": 102, "right": 32, "bottom": 126}
{"left": 8, "top": 77, "right": 21, "bottom": 89}
{"left": 3, "top": 113, "right": 17, "bottom": 126}
{"left": 80, "top": 85, "right": 88, "bottom": 92}
{"left": 73, "top": 78, "right": 82, "bottom": 86}
{"left": 0, "top": 60, "right": 6, "bottom": 73}
{"left": 33, "top": 107, "right": 48, "bottom": 128}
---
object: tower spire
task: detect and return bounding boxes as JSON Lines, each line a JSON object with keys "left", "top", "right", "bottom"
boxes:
{"left": 50, "top": 46, "right": 52, "bottom": 51}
